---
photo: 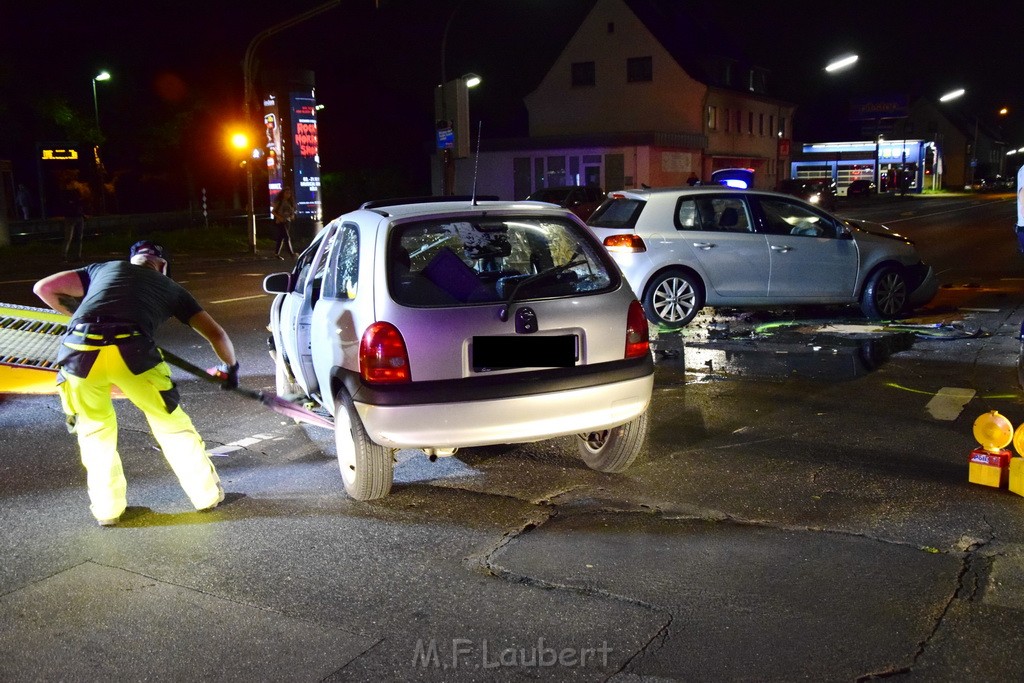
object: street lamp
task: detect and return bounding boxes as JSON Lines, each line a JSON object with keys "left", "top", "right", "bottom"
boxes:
{"left": 435, "top": 73, "right": 481, "bottom": 195}
{"left": 824, "top": 54, "right": 858, "bottom": 73}
{"left": 91, "top": 71, "right": 111, "bottom": 213}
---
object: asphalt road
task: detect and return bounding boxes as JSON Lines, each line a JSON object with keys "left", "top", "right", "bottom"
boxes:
{"left": 2, "top": 193, "right": 1024, "bottom": 681}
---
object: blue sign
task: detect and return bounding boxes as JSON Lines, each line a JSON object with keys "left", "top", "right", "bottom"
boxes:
{"left": 436, "top": 128, "right": 454, "bottom": 150}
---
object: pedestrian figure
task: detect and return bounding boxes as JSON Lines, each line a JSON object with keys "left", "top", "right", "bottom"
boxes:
{"left": 32, "top": 240, "right": 240, "bottom": 526}
{"left": 15, "top": 183, "right": 31, "bottom": 220}
{"left": 62, "top": 187, "right": 86, "bottom": 262}
{"left": 272, "top": 186, "right": 297, "bottom": 259}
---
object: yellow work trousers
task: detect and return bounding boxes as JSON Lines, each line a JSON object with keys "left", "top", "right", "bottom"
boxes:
{"left": 57, "top": 344, "right": 222, "bottom": 522}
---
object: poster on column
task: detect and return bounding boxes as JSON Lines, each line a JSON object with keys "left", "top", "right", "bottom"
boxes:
{"left": 290, "top": 90, "right": 322, "bottom": 221}
{"left": 263, "top": 95, "right": 283, "bottom": 211}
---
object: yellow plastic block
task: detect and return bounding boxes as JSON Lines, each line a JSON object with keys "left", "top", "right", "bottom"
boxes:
{"left": 969, "top": 448, "right": 1010, "bottom": 488}
{"left": 1009, "top": 458, "right": 1024, "bottom": 497}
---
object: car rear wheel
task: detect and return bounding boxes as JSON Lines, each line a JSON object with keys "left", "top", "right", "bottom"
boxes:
{"left": 577, "top": 411, "right": 648, "bottom": 473}
{"left": 334, "top": 389, "right": 393, "bottom": 500}
{"left": 860, "top": 265, "right": 908, "bottom": 319}
{"left": 643, "top": 269, "right": 704, "bottom": 328}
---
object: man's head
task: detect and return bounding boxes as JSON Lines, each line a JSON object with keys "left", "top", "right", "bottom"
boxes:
{"left": 129, "top": 240, "right": 168, "bottom": 274}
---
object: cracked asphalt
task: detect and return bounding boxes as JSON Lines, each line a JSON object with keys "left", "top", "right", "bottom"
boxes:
{"left": 3, "top": 195, "right": 1024, "bottom": 681}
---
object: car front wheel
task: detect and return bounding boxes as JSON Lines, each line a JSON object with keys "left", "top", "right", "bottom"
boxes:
{"left": 577, "top": 411, "right": 648, "bottom": 473}
{"left": 334, "top": 389, "right": 393, "bottom": 500}
{"left": 860, "top": 265, "right": 908, "bottom": 319}
{"left": 643, "top": 269, "right": 704, "bottom": 328}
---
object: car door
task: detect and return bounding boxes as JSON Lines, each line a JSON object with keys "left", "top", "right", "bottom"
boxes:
{"left": 754, "top": 196, "right": 859, "bottom": 301}
{"left": 278, "top": 227, "right": 337, "bottom": 396}
{"left": 671, "top": 195, "right": 769, "bottom": 299}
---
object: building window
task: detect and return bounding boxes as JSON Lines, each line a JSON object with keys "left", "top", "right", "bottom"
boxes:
{"left": 735, "top": 110, "right": 741, "bottom": 131}
{"left": 707, "top": 105, "right": 717, "bottom": 131}
{"left": 769, "top": 115, "right": 774, "bottom": 138}
{"left": 758, "top": 113, "right": 764, "bottom": 136}
{"left": 778, "top": 117, "right": 786, "bottom": 138}
{"left": 626, "top": 56, "right": 652, "bottom": 83}
{"left": 571, "top": 61, "right": 595, "bottom": 87}
{"left": 724, "top": 108, "right": 730, "bottom": 133}
{"left": 748, "top": 112, "right": 754, "bottom": 135}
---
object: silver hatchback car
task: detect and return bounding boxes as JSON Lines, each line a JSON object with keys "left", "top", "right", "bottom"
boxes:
{"left": 587, "top": 187, "right": 938, "bottom": 328}
{"left": 264, "top": 197, "right": 654, "bottom": 500}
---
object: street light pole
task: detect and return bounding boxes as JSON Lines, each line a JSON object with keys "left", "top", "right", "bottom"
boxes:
{"left": 91, "top": 71, "right": 111, "bottom": 213}
{"left": 242, "top": 0, "right": 342, "bottom": 254}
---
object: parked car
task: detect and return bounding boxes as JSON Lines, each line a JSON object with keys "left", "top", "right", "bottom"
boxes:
{"left": 776, "top": 177, "right": 837, "bottom": 210}
{"left": 526, "top": 185, "right": 606, "bottom": 220}
{"left": 264, "top": 196, "right": 654, "bottom": 500}
{"left": 586, "top": 186, "right": 938, "bottom": 328}
{"left": 846, "top": 179, "right": 877, "bottom": 197}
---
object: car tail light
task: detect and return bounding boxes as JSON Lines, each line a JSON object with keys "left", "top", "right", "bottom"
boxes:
{"left": 625, "top": 300, "right": 650, "bottom": 359}
{"left": 360, "top": 322, "right": 411, "bottom": 383}
{"left": 603, "top": 234, "right": 647, "bottom": 253}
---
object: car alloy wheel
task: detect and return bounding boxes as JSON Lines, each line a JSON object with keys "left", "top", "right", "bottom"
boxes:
{"left": 643, "top": 269, "right": 703, "bottom": 328}
{"left": 861, "top": 265, "right": 908, "bottom": 319}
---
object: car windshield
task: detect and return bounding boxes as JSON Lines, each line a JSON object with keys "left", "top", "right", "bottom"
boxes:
{"left": 587, "top": 197, "right": 646, "bottom": 229}
{"left": 388, "top": 215, "right": 616, "bottom": 307}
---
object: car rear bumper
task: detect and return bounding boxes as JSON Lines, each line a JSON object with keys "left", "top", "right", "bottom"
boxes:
{"left": 353, "top": 372, "right": 654, "bottom": 449}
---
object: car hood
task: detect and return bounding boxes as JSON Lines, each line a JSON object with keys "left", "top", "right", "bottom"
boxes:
{"left": 846, "top": 218, "right": 914, "bottom": 245}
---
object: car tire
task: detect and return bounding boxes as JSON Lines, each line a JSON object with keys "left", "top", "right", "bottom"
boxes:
{"left": 577, "top": 411, "right": 648, "bottom": 473}
{"left": 643, "top": 269, "right": 704, "bottom": 328}
{"left": 334, "top": 389, "right": 393, "bottom": 501}
{"left": 860, "top": 265, "right": 909, "bottom": 319}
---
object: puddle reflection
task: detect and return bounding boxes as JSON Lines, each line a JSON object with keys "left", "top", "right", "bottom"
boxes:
{"left": 652, "top": 331, "right": 916, "bottom": 384}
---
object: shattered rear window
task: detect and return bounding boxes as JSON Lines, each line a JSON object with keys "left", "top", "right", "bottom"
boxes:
{"left": 388, "top": 216, "right": 617, "bottom": 307}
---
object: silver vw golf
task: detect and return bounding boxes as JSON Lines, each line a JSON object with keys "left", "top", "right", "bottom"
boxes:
{"left": 587, "top": 187, "right": 938, "bottom": 328}
{"left": 264, "top": 197, "right": 654, "bottom": 500}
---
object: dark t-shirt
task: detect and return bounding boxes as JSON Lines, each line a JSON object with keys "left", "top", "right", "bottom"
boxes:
{"left": 73, "top": 261, "right": 203, "bottom": 337}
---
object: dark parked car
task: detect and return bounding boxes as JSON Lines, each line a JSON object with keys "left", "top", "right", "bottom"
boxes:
{"left": 846, "top": 179, "right": 877, "bottom": 197}
{"left": 776, "top": 177, "right": 837, "bottom": 210}
{"left": 526, "top": 185, "right": 606, "bottom": 220}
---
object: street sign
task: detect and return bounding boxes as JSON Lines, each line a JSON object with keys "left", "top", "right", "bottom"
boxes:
{"left": 436, "top": 127, "right": 454, "bottom": 150}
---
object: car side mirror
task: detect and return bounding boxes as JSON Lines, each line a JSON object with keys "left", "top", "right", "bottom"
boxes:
{"left": 263, "top": 272, "right": 292, "bottom": 293}
{"left": 836, "top": 222, "right": 853, "bottom": 240}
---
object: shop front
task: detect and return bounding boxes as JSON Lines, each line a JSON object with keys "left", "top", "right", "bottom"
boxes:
{"left": 790, "top": 140, "right": 930, "bottom": 195}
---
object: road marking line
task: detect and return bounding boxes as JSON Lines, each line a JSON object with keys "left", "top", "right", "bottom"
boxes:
{"left": 960, "top": 307, "right": 1001, "bottom": 312}
{"left": 210, "top": 433, "right": 282, "bottom": 456}
{"left": 209, "top": 294, "right": 269, "bottom": 304}
{"left": 926, "top": 387, "right": 976, "bottom": 421}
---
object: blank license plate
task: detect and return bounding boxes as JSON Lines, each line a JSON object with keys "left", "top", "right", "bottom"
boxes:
{"left": 472, "top": 335, "right": 578, "bottom": 370}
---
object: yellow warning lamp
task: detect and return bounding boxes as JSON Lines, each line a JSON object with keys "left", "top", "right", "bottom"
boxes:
{"left": 973, "top": 411, "right": 1013, "bottom": 453}
{"left": 1014, "top": 423, "right": 1024, "bottom": 457}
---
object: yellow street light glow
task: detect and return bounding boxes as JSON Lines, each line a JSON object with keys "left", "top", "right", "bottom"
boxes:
{"left": 824, "top": 54, "right": 858, "bottom": 72}
{"left": 939, "top": 88, "right": 965, "bottom": 102}
{"left": 231, "top": 132, "right": 249, "bottom": 149}
{"left": 999, "top": 107, "right": 1009, "bottom": 115}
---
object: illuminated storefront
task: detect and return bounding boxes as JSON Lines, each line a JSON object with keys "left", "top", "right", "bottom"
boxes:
{"left": 790, "top": 139, "right": 931, "bottom": 195}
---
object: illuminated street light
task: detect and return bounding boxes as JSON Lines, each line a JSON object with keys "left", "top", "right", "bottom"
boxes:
{"left": 939, "top": 88, "right": 965, "bottom": 102}
{"left": 231, "top": 132, "right": 249, "bottom": 150}
{"left": 824, "top": 54, "right": 858, "bottom": 73}
{"left": 92, "top": 71, "right": 111, "bottom": 213}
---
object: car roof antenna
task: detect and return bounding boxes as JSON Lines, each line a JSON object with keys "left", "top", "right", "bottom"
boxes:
{"left": 471, "top": 121, "right": 483, "bottom": 205}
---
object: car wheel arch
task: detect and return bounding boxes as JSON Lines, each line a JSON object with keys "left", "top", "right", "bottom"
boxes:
{"left": 641, "top": 265, "right": 707, "bottom": 328}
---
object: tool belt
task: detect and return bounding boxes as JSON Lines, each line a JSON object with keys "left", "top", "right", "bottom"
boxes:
{"left": 67, "top": 317, "right": 145, "bottom": 345}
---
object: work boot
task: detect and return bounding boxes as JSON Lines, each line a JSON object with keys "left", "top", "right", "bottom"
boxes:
{"left": 197, "top": 484, "right": 226, "bottom": 511}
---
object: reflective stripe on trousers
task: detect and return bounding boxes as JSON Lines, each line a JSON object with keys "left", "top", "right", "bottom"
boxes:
{"left": 57, "top": 343, "right": 221, "bottom": 521}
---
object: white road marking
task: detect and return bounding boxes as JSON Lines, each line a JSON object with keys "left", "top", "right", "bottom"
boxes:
{"left": 926, "top": 387, "right": 976, "bottom": 421}
{"left": 210, "top": 433, "right": 283, "bottom": 456}
{"left": 209, "top": 294, "right": 269, "bottom": 304}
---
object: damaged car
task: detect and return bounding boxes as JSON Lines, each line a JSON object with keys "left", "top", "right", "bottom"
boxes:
{"left": 587, "top": 187, "right": 938, "bottom": 328}
{"left": 264, "top": 196, "right": 654, "bottom": 500}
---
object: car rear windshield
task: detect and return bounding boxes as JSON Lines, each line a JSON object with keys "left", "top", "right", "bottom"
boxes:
{"left": 388, "top": 216, "right": 617, "bottom": 307}
{"left": 587, "top": 197, "right": 645, "bottom": 229}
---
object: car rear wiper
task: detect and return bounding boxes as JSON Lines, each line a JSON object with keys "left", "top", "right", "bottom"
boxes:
{"left": 499, "top": 252, "right": 585, "bottom": 322}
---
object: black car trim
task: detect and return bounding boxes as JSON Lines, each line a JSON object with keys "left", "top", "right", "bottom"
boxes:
{"left": 336, "top": 355, "right": 654, "bottom": 408}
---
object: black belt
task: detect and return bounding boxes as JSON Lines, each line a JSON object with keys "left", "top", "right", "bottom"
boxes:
{"left": 67, "top": 318, "right": 145, "bottom": 344}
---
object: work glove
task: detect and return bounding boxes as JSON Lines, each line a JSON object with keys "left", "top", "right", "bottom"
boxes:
{"left": 208, "top": 361, "right": 240, "bottom": 390}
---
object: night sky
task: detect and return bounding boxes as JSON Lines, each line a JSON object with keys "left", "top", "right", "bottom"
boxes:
{"left": 3, "top": 0, "right": 1022, "bottom": 211}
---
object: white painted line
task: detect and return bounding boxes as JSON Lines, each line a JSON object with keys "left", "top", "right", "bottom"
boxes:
{"left": 960, "top": 308, "right": 1001, "bottom": 313}
{"left": 926, "top": 387, "right": 976, "bottom": 421}
{"left": 209, "top": 433, "right": 283, "bottom": 456}
{"left": 209, "top": 294, "right": 269, "bottom": 304}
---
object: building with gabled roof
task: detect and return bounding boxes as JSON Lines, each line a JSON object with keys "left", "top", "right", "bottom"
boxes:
{"left": 434, "top": 0, "right": 796, "bottom": 199}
